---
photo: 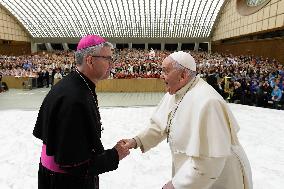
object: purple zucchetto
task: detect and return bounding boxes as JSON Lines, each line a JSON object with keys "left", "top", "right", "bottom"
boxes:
{"left": 77, "top": 35, "right": 106, "bottom": 51}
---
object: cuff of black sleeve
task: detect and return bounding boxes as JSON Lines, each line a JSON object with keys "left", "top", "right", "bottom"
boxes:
{"left": 110, "top": 148, "right": 120, "bottom": 169}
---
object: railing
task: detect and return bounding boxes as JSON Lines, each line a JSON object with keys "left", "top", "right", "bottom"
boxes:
{"left": 2, "top": 76, "right": 166, "bottom": 92}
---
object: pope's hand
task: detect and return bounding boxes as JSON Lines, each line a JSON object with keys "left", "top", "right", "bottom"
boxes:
{"left": 162, "top": 181, "right": 175, "bottom": 189}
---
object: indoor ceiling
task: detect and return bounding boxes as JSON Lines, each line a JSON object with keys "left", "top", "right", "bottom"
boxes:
{"left": 0, "top": 0, "right": 224, "bottom": 39}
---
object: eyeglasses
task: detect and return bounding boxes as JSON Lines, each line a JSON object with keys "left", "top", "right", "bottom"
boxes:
{"left": 91, "top": 55, "right": 113, "bottom": 63}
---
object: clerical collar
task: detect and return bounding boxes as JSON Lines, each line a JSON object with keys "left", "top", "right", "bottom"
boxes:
{"left": 175, "top": 75, "right": 200, "bottom": 101}
{"left": 75, "top": 69, "right": 96, "bottom": 92}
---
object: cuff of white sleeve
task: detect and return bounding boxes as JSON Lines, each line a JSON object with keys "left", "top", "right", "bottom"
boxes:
{"left": 133, "top": 137, "right": 144, "bottom": 152}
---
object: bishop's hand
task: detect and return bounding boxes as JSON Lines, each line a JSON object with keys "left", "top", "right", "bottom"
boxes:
{"left": 118, "top": 138, "right": 137, "bottom": 149}
{"left": 114, "top": 141, "right": 130, "bottom": 160}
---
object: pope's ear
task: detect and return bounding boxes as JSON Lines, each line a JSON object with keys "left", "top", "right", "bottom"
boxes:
{"left": 180, "top": 69, "right": 189, "bottom": 80}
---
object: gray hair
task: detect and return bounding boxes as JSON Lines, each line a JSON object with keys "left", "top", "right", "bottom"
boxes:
{"left": 172, "top": 60, "right": 196, "bottom": 78}
{"left": 75, "top": 42, "right": 113, "bottom": 65}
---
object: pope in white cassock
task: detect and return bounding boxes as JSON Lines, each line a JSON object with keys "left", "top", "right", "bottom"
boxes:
{"left": 121, "top": 51, "right": 253, "bottom": 189}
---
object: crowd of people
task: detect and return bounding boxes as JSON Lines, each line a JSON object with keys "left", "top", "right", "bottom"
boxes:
{"left": 0, "top": 49, "right": 283, "bottom": 109}
{"left": 194, "top": 52, "right": 284, "bottom": 109}
{"left": 0, "top": 51, "right": 74, "bottom": 90}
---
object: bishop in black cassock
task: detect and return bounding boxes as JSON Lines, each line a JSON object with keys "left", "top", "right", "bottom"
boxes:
{"left": 33, "top": 35, "right": 129, "bottom": 189}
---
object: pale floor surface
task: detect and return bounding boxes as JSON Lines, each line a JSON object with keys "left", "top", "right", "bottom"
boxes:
{"left": 0, "top": 88, "right": 165, "bottom": 110}
{"left": 0, "top": 106, "right": 284, "bottom": 189}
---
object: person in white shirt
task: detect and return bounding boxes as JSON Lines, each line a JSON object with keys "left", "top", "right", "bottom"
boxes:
{"left": 54, "top": 69, "right": 63, "bottom": 79}
{"left": 121, "top": 51, "right": 252, "bottom": 189}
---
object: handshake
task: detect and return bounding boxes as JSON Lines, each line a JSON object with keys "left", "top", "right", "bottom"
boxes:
{"left": 113, "top": 138, "right": 175, "bottom": 189}
{"left": 113, "top": 138, "right": 137, "bottom": 160}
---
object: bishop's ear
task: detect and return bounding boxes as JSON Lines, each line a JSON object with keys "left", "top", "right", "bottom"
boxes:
{"left": 86, "top": 56, "right": 93, "bottom": 65}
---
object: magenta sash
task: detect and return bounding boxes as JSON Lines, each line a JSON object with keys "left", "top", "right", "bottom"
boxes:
{"left": 40, "top": 144, "right": 66, "bottom": 173}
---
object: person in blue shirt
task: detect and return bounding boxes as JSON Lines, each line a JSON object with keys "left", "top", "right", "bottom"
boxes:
{"left": 271, "top": 85, "right": 282, "bottom": 109}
